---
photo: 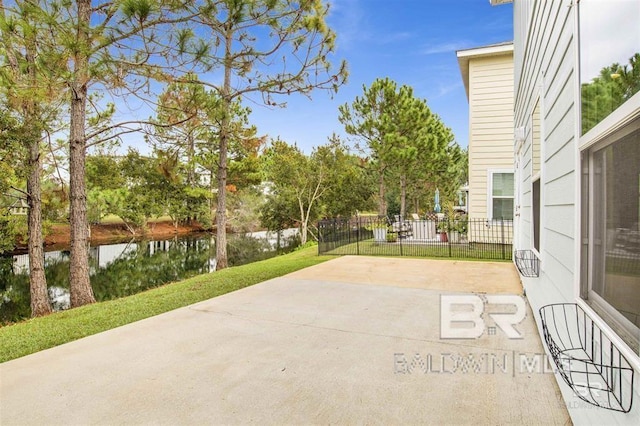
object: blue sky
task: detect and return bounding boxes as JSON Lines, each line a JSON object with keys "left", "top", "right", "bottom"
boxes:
{"left": 246, "top": 0, "right": 514, "bottom": 153}
{"left": 115, "top": 0, "right": 513, "bottom": 155}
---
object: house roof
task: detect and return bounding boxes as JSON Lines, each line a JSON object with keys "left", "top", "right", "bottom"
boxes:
{"left": 10, "top": 199, "right": 28, "bottom": 208}
{"left": 456, "top": 41, "right": 514, "bottom": 99}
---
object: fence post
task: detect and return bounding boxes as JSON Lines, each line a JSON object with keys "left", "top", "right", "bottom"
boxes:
{"left": 356, "top": 216, "right": 360, "bottom": 256}
{"left": 448, "top": 218, "right": 452, "bottom": 258}
{"left": 501, "top": 218, "right": 505, "bottom": 260}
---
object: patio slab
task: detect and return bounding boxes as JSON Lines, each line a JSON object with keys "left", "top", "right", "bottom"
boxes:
{"left": 288, "top": 255, "right": 523, "bottom": 294}
{"left": 0, "top": 256, "right": 569, "bottom": 425}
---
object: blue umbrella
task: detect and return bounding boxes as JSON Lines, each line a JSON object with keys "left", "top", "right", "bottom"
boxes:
{"left": 434, "top": 188, "right": 441, "bottom": 213}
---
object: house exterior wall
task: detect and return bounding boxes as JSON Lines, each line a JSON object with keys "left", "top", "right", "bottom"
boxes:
{"left": 514, "top": 0, "right": 576, "bottom": 303}
{"left": 513, "top": 0, "right": 639, "bottom": 423}
{"left": 468, "top": 53, "right": 514, "bottom": 219}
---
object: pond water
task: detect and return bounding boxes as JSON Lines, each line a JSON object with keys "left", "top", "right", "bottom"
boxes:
{"left": 0, "top": 229, "right": 299, "bottom": 323}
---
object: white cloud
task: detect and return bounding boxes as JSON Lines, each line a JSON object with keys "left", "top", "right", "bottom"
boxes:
{"left": 580, "top": 0, "right": 640, "bottom": 82}
{"left": 328, "top": 0, "right": 372, "bottom": 50}
{"left": 436, "top": 81, "right": 463, "bottom": 98}
{"left": 329, "top": 1, "right": 413, "bottom": 50}
{"left": 478, "top": 16, "right": 513, "bottom": 33}
{"left": 378, "top": 31, "right": 413, "bottom": 44}
{"left": 420, "top": 41, "right": 473, "bottom": 56}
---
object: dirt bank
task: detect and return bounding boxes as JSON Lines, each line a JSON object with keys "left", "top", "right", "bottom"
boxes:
{"left": 14, "top": 221, "right": 207, "bottom": 253}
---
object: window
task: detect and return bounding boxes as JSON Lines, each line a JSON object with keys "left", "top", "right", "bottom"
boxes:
{"left": 532, "top": 178, "right": 540, "bottom": 252}
{"left": 532, "top": 98, "right": 541, "bottom": 253}
{"left": 489, "top": 171, "right": 514, "bottom": 220}
{"left": 581, "top": 118, "right": 640, "bottom": 355}
{"left": 579, "top": 0, "right": 640, "bottom": 356}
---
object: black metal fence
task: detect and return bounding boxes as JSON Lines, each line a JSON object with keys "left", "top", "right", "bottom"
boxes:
{"left": 318, "top": 215, "right": 513, "bottom": 260}
{"left": 606, "top": 251, "right": 640, "bottom": 276}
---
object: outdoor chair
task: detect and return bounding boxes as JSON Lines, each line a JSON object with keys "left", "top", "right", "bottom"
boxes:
{"left": 392, "top": 215, "right": 413, "bottom": 239}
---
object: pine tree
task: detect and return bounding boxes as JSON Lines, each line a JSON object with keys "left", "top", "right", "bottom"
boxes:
{"left": 183, "top": 0, "right": 347, "bottom": 269}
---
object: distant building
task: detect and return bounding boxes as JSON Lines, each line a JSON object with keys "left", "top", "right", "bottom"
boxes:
{"left": 457, "top": 42, "right": 514, "bottom": 221}
{"left": 9, "top": 199, "right": 28, "bottom": 216}
{"left": 457, "top": 42, "right": 514, "bottom": 244}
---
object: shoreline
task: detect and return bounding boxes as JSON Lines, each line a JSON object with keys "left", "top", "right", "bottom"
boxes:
{"left": 11, "top": 221, "right": 207, "bottom": 255}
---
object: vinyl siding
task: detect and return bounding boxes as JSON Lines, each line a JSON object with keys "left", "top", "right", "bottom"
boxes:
{"left": 513, "top": 0, "right": 640, "bottom": 423}
{"left": 514, "top": 0, "right": 575, "bottom": 277}
{"left": 468, "top": 53, "right": 514, "bottom": 219}
{"left": 532, "top": 101, "right": 541, "bottom": 175}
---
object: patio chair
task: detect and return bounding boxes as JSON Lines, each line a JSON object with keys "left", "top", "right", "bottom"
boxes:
{"left": 392, "top": 215, "right": 413, "bottom": 239}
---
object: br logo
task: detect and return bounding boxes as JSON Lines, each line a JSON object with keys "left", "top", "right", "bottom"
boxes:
{"left": 440, "top": 294, "right": 527, "bottom": 339}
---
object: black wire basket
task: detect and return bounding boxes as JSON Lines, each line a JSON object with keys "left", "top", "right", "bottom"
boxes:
{"left": 514, "top": 250, "right": 540, "bottom": 277}
{"left": 539, "top": 303, "right": 635, "bottom": 412}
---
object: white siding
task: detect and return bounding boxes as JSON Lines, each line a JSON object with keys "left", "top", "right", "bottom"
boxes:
{"left": 514, "top": 0, "right": 576, "bottom": 288}
{"left": 514, "top": 1, "right": 640, "bottom": 423}
{"left": 468, "top": 53, "right": 514, "bottom": 219}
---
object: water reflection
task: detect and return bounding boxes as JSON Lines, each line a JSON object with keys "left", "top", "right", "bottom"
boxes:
{"left": 0, "top": 229, "right": 299, "bottom": 323}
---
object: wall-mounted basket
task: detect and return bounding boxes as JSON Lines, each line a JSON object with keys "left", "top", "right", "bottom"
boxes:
{"left": 539, "top": 303, "right": 635, "bottom": 412}
{"left": 514, "top": 250, "right": 540, "bottom": 277}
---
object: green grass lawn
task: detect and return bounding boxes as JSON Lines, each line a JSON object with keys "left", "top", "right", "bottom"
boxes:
{"left": 320, "top": 239, "right": 513, "bottom": 261}
{"left": 0, "top": 245, "right": 333, "bottom": 363}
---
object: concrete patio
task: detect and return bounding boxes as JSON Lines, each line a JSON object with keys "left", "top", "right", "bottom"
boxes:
{"left": 0, "top": 256, "right": 570, "bottom": 425}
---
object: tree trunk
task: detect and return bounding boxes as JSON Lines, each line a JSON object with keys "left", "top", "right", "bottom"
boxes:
{"left": 215, "top": 26, "right": 233, "bottom": 270}
{"left": 298, "top": 198, "right": 307, "bottom": 245}
{"left": 22, "top": 23, "right": 51, "bottom": 317}
{"left": 68, "top": 0, "right": 95, "bottom": 307}
{"left": 378, "top": 167, "right": 386, "bottom": 217}
{"left": 400, "top": 174, "right": 407, "bottom": 219}
{"left": 215, "top": 128, "right": 228, "bottom": 270}
{"left": 187, "top": 133, "right": 195, "bottom": 187}
{"left": 27, "top": 137, "right": 52, "bottom": 317}
{"left": 186, "top": 133, "right": 195, "bottom": 225}
{"left": 209, "top": 167, "right": 215, "bottom": 225}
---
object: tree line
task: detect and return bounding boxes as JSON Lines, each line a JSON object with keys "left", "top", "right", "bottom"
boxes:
{"left": 581, "top": 53, "right": 640, "bottom": 134}
{"left": 1, "top": 0, "right": 465, "bottom": 319}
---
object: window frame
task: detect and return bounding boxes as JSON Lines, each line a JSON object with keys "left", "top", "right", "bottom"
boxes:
{"left": 575, "top": 1, "right": 640, "bottom": 366}
{"left": 580, "top": 119, "right": 640, "bottom": 355}
{"left": 531, "top": 95, "right": 543, "bottom": 257}
{"left": 532, "top": 177, "right": 541, "bottom": 254}
{"left": 487, "top": 169, "right": 515, "bottom": 221}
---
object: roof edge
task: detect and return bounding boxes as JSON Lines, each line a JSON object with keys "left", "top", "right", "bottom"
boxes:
{"left": 456, "top": 41, "right": 513, "bottom": 59}
{"left": 456, "top": 41, "right": 513, "bottom": 101}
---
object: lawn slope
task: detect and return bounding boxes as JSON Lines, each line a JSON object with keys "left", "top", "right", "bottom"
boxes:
{"left": 0, "top": 246, "right": 331, "bottom": 363}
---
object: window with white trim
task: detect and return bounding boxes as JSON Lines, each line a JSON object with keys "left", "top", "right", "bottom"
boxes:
{"left": 532, "top": 98, "right": 541, "bottom": 253}
{"left": 579, "top": 0, "right": 640, "bottom": 356}
{"left": 489, "top": 171, "right": 514, "bottom": 220}
{"left": 532, "top": 178, "right": 540, "bottom": 252}
{"left": 581, "top": 118, "right": 640, "bottom": 355}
